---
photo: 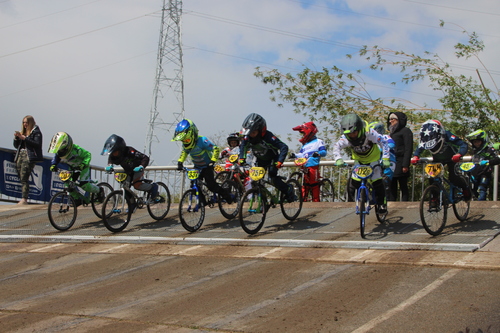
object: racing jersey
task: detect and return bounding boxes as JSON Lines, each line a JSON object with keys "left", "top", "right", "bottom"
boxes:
{"left": 239, "top": 130, "right": 288, "bottom": 165}
{"left": 51, "top": 144, "right": 91, "bottom": 170}
{"left": 108, "top": 146, "right": 149, "bottom": 175}
{"left": 178, "top": 136, "right": 220, "bottom": 168}
{"left": 295, "top": 137, "right": 327, "bottom": 167}
{"left": 413, "top": 130, "right": 468, "bottom": 163}
{"left": 333, "top": 128, "right": 390, "bottom": 164}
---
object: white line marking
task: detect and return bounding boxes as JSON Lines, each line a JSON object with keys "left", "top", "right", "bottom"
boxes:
{"left": 351, "top": 269, "right": 460, "bottom": 333}
{"left": 29, "top": 243, "right": 65, "bottom": 252}
{"left": 97, "top": 244, "right": 130, "bottom": 253}
{"left": 173, "top": 245, "right": 203, "bottom": 255}
{"left": 255, "top": 247, "right": 283, "bottom": 257}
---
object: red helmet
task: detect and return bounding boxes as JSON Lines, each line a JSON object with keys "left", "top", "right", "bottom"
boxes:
{"left": 292, "top": 121, "right": 318, "bottom": 144}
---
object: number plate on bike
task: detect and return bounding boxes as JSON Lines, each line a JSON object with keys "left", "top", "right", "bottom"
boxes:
{"left": 58, "top": 170, "right": 71, "bottom": 181}
{"left": 294, "top": 158, "right": 307, "bottom": 166}
{"left": 187, "top": 169, "right": 200, "bottom": 180}
{"left": 229, "top": 154, "right": 239, "bottom": 163}
{"left": 249, "top": 167, "right": 266, "bottom": 181}
{"left": 114, "top": 173, "right": 128, "bottom": 182}
{"left": 213, "top": 165, "right": 225, "bottom": 173}
{"left": 424, "top": 163, "right": 444, "bottom": 178}
{"left": 353, "top": 165, "right": 373, "bottom": 179}
{"left": 459, "top": 162, "right": 475, "bottom": 172}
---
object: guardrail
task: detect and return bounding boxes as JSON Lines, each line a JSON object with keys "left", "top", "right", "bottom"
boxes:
{"left": 1, "top": 157, "right": 498, "bottom": 204}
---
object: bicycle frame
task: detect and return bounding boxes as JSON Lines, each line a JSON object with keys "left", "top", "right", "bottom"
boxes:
{"left": 425, "top": 163, "right": 459, "bottom": 205}
{"left": 113, "top": 172, "right": 156, "bottom": 210}
{"left": 353, "top": 165, "right": 376, "bottom": 215}
{"left": 57, "top": 170, "right": 91, "bottom": 203}
{"left": 185, "top": 168, "right": 217, "bottom": 209}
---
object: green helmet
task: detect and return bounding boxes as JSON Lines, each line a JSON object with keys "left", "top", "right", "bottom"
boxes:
{"left": 48, "top": 132, "right": 73, "bottom": 158}
{"left": 341, "top": 114, "right": 365, "bottom": 144}
{"left": 466, "top": 129, "right": 488, "bottom": 152}
{"left": 368, "top": 121, "right": 385, "bottom": 135}
{"left": 172, "top": 119, "right": 198, "bottom": 150}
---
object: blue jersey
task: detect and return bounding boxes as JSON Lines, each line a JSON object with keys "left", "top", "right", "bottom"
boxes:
{"left": 295, "top": 137, "right": 327, "bottom": 167}
{"left": 178, "top": 136, "right": 220, "bottom": 168}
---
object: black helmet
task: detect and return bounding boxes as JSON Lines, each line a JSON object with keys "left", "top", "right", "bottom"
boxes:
{"left": 240, "top": 113, "right": 267, "bottom": 138}
{"left": 341, "top": 114, "right": 366, "bottom": 144}
{"left": 419, "top": 120, "right": 446, "bottom": 154}
{"left": 227, "top": 132, "right": 241, "bottom": 145}
{"left": 101, "top": 134, "right": 127, "bottom": 164}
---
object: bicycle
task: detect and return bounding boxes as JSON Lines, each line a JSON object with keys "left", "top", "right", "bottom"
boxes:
{"left": 419, "top": 162, "right": 470, "bottom": 236}
{"left": 288, "top": 157, "right": 335, "bottom": 202}
{"left": 101, "top": 171, "right": 171, "bottom": 232}
{"left": 179, "top": 167, "right": 241, "bottom": 232}
{"left": 48, "top": 170, "right": 113, "bottom": 231}
{"left": 349, "top": 163, "right": 388, "bottom": 238}
{"left": 238, "top": 165, "right": 303, "bottom": 234}
{"left": 215, "top": 154, "right": 250, "bottom": 194}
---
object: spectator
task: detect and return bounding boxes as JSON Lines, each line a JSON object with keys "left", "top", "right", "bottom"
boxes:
{"left": 13, "top": 115, "right": 43, "bottom": 205}
{"left": 386, "top": 112, "right": 413, "bottom": 201}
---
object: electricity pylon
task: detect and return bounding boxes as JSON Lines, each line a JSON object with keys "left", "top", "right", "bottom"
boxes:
{"left": 145, "top": 0, "right": 184, "bottom": 165}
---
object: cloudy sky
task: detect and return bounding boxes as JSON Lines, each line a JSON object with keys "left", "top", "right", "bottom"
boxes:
{"left": 1, "top": 0, "right": 499, "bottom": 166}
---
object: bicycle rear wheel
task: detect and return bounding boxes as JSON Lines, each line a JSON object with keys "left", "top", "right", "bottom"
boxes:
{"left": 218, "top": 180, "right": 241, "bottom": 219}
{"left": 319, "top": 178, "right": 335, "bottom": 202}
{"left": 358, "top": 188, "right": 368, "bottom": 238}
{"left": 215, "top": 171, "right": 231, "bottom": 184}
{"left": 147, "top": 181, "right": 171, "bottom": 220}
{"left": 419, "top": 184, "right": 447, "bottom": 236}
{"left": 179, "top": 189, "right": 205, "bottom": 232}
{"left": 102, "top": 190, "right": 132, "bottom": 232}
{"left": 91, "top": 182, "right": 113, "bottom": 219}
{"left": 452, "top": 176, "right": 470, "bottom": 221}
{"left": 239, "top": 187, "right": 267, "bottom": 234}
{"left": 48, "top": 191, "right": 77, "bottom": 231}
{"left": 280, "top": 179, "right": 303, "bottom": 220}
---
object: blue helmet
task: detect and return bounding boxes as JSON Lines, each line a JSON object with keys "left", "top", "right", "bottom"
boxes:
{"left": 172, "top": 119, "right": 198, "bottom": 150}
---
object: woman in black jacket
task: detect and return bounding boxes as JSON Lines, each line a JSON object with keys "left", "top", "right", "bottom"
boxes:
{"left": 13, "top": 115, "right": 43, "bottom": 204}
{"left": 386, "top": 112, "right": 413, "bottom": 201}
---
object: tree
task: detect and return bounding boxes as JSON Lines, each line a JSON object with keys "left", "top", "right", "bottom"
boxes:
{"left": 254, "top": 22, "right": 499, "bottom": 143}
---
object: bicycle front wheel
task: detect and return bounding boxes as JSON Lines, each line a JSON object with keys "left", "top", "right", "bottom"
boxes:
{"left": 452, "top": 176, "right": 470, "bottom": 221}
{"left": 419, "top": 185, "right": 447, "bottom": 236}
{"left": 91, "top": 182, "right": 113, "bottom": 219}
{"left": 48, "top": 191, "right": 77, "bottom": 231}
{"left": 102, "top": 190, "right": 132, "bottom": 232}
{"left": 358, "top": 188, "right": 368, "bottom": 239}
{"left": 319, "top": 178, "right": 335, "bottom": 202}
{"left": 281, "top": 179, "right": 303, "bottom": 220}
{"left": 218, "top": 180, "right": 241, "bottom": 219}
{"left": 239, "top": 187, "right": 267, "bottom": 234}
{"left": 147, "top": 181, "right": 171, "bottom": 220}
{"left": 179, "top": 189, "right": 205, "bottom": 232}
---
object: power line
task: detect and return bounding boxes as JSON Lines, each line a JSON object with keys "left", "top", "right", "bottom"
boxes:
{"left": 403, "top": 0, "right": 500, "bottom": 16}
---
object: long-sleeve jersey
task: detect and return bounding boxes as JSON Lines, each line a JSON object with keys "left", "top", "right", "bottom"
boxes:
{"left": 333, "top": 128, "right": 390, "bottom": 164}
{"left": 294, "top": 137, "right": 327, "bottom": 167}
{"left": 413, "top": 130, "right": 468, "bottom": 163}
{"left": 178, "top": 136, "right": 220, "bottom": 168}
{"left": 51, "top": 144, "right": 91, "bottom": 170}
{"left": 108, "top": 146, "right": 149, "bottom": 174}
{"left": 239, "top": 130, "right": 288, "bottom": 165}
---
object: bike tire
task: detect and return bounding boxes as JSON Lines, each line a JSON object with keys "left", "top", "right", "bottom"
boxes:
{"left": 147, "top": 181, "right": 171, "bottom": 220}
{"left": 358, "top": 188, "right": 367, "bottom": 239}
{"left": 281, "top": 179, "right": 303, "bottom": 221}
{"left": 179, "top": 189, "right": 205, "bottom": 232}
{"left": 91, "top": 182, "right": 113, "bottom": 219}
{"left": 319, "top": 178, "right": 335, "bottom": 202}
{"left": 419, "top": 184, "right": 447, "bottom": 236}
{"left": 48, "top": 191, "right": 77, "bottom": 231}
{"left": 102, "top": 190, "right": 132, "bottom": 232}
{"left": 452, "top": 175, "right": 470, "bottom": 222}
{"left": 218, "top": 180, "right": 241, "bottom": 219}
{"left": 239, "top": 187, "right": 267, "bottom": 234}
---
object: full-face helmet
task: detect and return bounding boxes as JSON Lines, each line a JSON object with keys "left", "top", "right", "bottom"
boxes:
{"left": 419, "top": 120, "right": 446, "bottom": 154}
{"left": 48, "top": 132, "right": 73, "bottom": 158}
{"left": 172, "top": 119, "right": 198, "bottom": 150}
{"left": 101, "top": 134, "right": 127, "bottom": 164}
{"left": 240, "top": 113, "right": 267, "bottom": 138}
{"left": 466, "top": 129, "right": 488, "bottom": 153}
{"left": 292, "top": 121, "right": 318, "bottom": 144}
{"left": 368, "top": 121, "right": 385, "bottom": 135}
{"left": 227, "top": 132, "right": 241, "bottom": 146}
{"left": 341, "top": 114, "right": 365, "bottom": 145}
